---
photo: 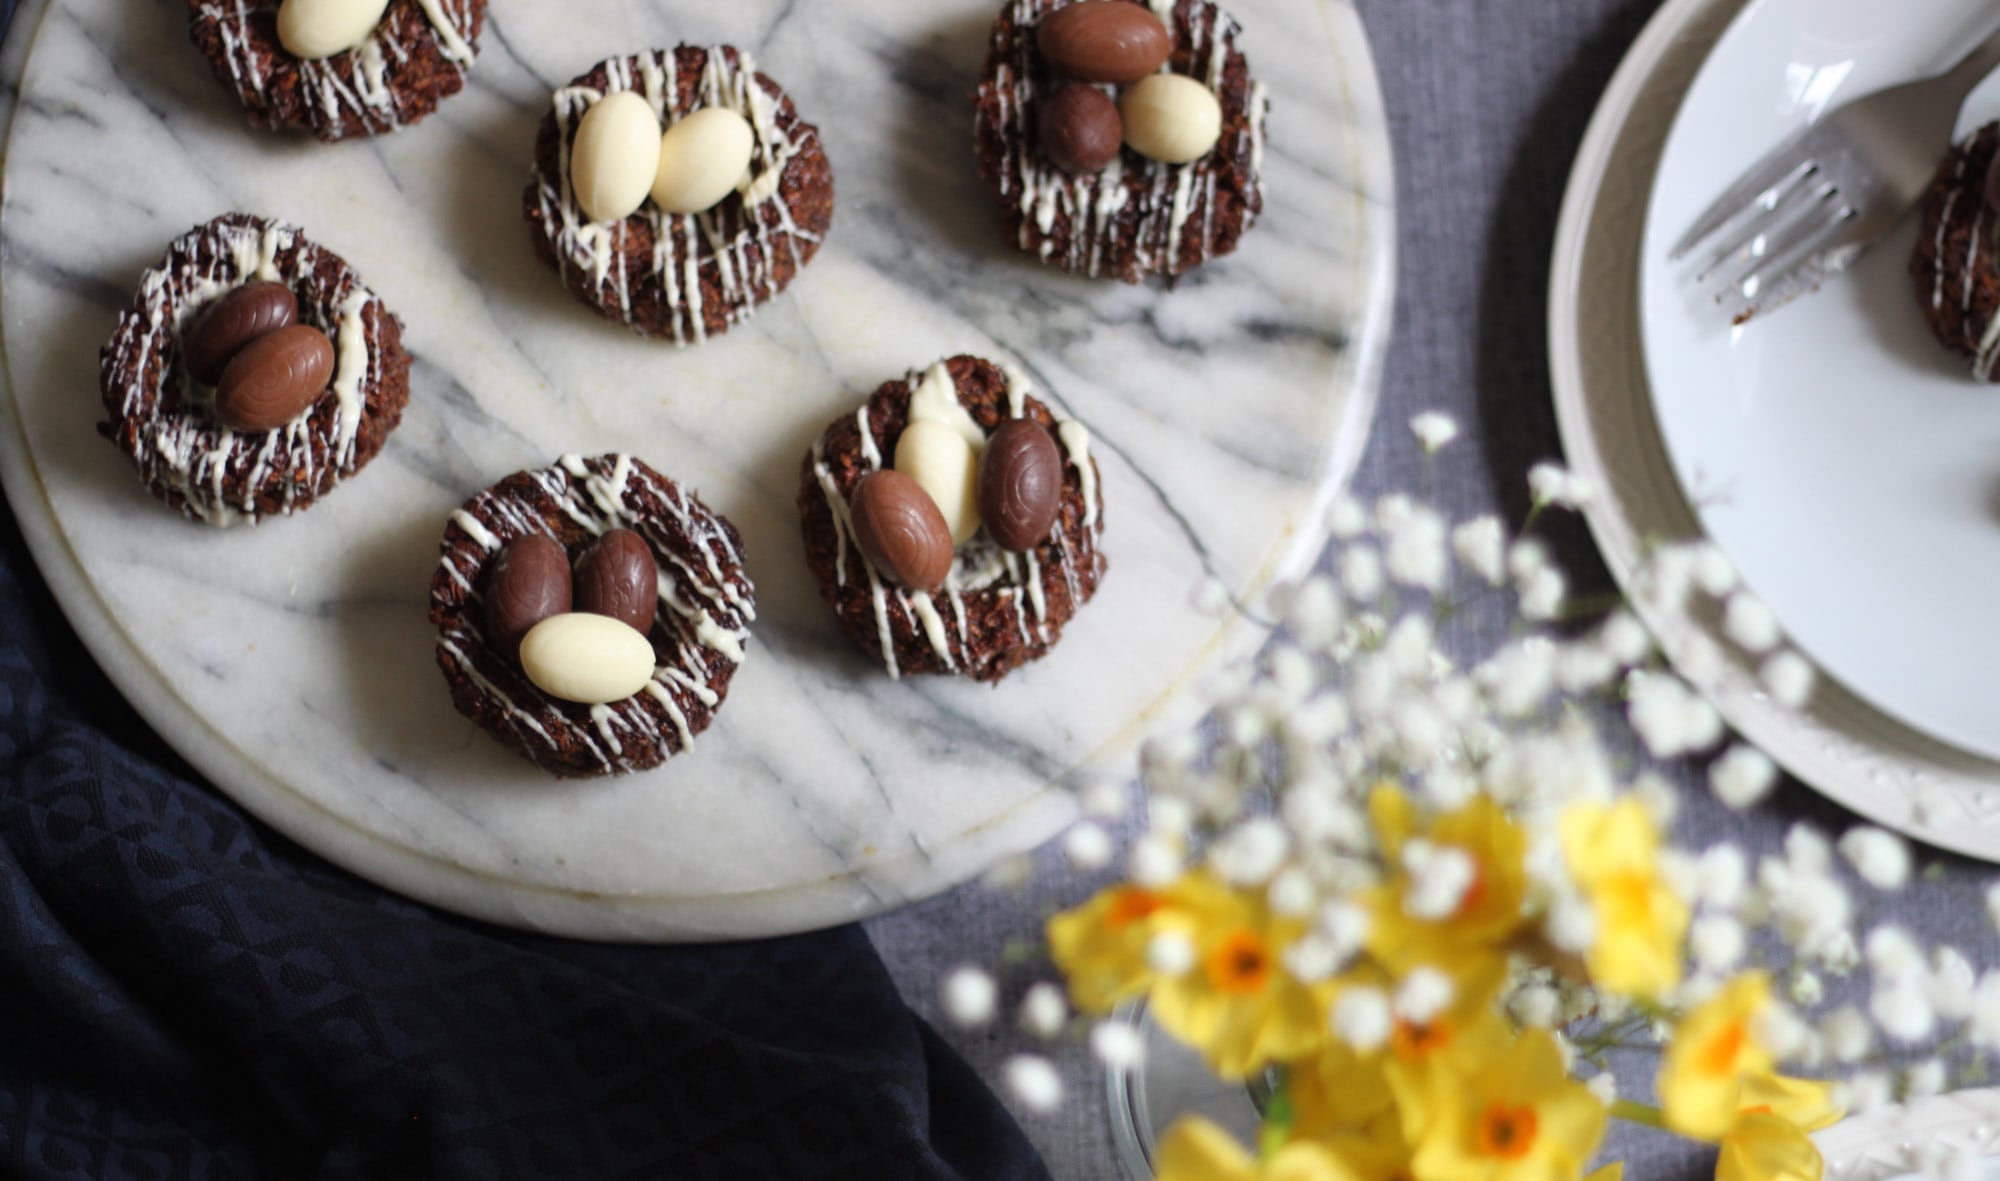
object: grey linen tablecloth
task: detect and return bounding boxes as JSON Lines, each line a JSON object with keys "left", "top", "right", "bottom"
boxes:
{"left": 867, "top": 0, "right": 2000, "bottom": 1176}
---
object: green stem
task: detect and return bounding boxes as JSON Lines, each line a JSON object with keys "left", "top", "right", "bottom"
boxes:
{"left": 1609, "top": 1100, "right": 1667, "bottom": 1130}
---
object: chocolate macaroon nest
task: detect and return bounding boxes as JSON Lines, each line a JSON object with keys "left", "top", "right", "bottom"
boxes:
{"left": 187, "top": 0, "right": 485, "bottom": 142}
{"left": 98, "top": 212, "right": 411, "bottom": 526}
{"left": 973, "top": 0, "right": 1269, "bottom": 282}
{"left": 1911, "top": 121, "right": 2000, "bottom": 382}
{"left": 430, "top": 454, "right": 757, "bottom": 778}
{"left": 523, "top": 46, "right": 835, "bottom": 344}
{"left": 799, "top": 355, "right": 1107, "bottom": 683}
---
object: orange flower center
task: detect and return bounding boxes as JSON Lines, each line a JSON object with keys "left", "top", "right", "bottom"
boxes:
{"left": 1204, "top": 929, "right": 1273, "bottom": 995}
{"left": 1476, "top": 1103, "right": 1540, "bottom": 1160}
{"left": 1454, "top": 857, "right": 1489, "bottom": 919}
{"left": 1699, "top": 1021, "right": 1747, "bottom": 1077}
{"left": 1390, "top": 1017, "right": 1454, "bottom": 1061}
{"left": 1106, "top": 888, "right": 1162, "bottom": 929}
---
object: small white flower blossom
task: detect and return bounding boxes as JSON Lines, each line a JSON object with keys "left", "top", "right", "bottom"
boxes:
{"left": 1326, "top": 496, "right": 1368, "bottom": 540}
{"left": 1402, "top": 841, "right": 1476, "bottom": 920}
{"left": 1697, "top": 846, "right": 1748, "bottom": 910}
{"left": 1845, "top": 1071, "right": 1891, "bottom": 1114}
{"left": 1528, "top": 463, "right": 1590, "bottom": 508}
{"left": 1837, "top": 827, "right": 1910, "bottom": 890}
{"left": 1599, "top": 611, "right": 1652, "bottom": 667}
{"left": 1547, "top": 894, "right": 1598, "bottom": 953}
{"left": 1018, "top": 983, "right": 1067, "bottom": 1039}
{"left": 1385, "top": 504, "right": 1449, "bottom": 592}
{"left": 1148, "top": 796, "right": 1194, "bottom": 840}
{"left": 1394, "top": 968, "right": 1455, "bottom": 1024}
{"left": 1409, "top": 411, "right": 1459, "bottom": 453}
{"left": 1062, "top": 822, "right": 1114, "bottom": 870}
{"left": 1820, "top": 1006, "right": 1872, "bottom": 1061}
{"left": 1904, "top": 1059, "right": 1947, "bottom": 1101}
{"left": 1451, "top": 517, "right": 1506, "bottom": 585}
{"left": 1129, "top": 835, "right": 1183, "bottom": 888}
{"left": 1760, "top": 651, "right": 1816, "bottom": 708}
{"left": 1510, "top": 985, "right": 1560, "bottom": 1028}
{"left": 1283, "top": 934, "right": 1342, "bottom": 984}
{"left": 1508, "top": 539, "right": 1549, "bottom": 583}
{"left": 1192, "top": 577, "right": 1231, "bottom": 617}
{"left": 1930, "top": 947, "right": 1977, "bottom": 1021}
{"left": 1210, "top": 818, "right": 1289, "bottom": 886}
{"left": 1691, "top": 916, "right": 1746, "bottom": 970}
{"left": 1091, "top": 1021, "right": 1146, "bottom": 1072}
{"left": 1148, "top": 931, "right": 1195, "bottom": 976}
{"left": 1692, "top": 545, "right": 1738, "bottom": 597}
{"left": 942, "top": 967, "right": 998, "bottom": 1027}
{"left": 1722, "top": 593, "right": 1781, "bottom": 654}
{"left": 1340, "top": 546, "right": 1385, "bottom": 600}
{"left": 1077, "top": 778, "right": 1129, "bottom": 819}
{"left": 1319, "top": 901, "right": 1372, "bottom": 962}
{"left": 1333, "top": 987, "right": 1392, "bottom": 1051}
{"left": 1268, "top": 867, "right": 1317, "bottom": 916}
{"left": 1627, "top": 671, "right": 1710, "bottom": 758}
{"left": 1585, "top": 1073, "right": 1618, "bottom": 1105}
{"left": 1518, "top": 567, "right": 1567, "bottom": 622}
{"left": 1004, "top": 1055, "right": 1064, "bottom": 1111}
{"left": 1283, "top": 577, "right": 1344, "bottom": 648}
{"left": 1970, "top": 972, "right": 2000, "bottom": 1049}
{"left": 1788, "top": 971, "right": 1824, "bottom": 1008}
{"left": 1710, "top": 745, "right": 1779, "bottom": 809}
{"left": 1871, "top": 977, "right": 1937, "bottom": 1043}
{"left": 1632, "top": 773, "right": 1680, "bottom": 828}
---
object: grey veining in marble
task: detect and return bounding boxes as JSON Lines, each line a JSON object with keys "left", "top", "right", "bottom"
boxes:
{"left": 0, "top": 0, "right": 1392, "bottom": 940}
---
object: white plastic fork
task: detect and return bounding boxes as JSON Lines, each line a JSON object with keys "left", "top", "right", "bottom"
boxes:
{"left": 1671, "top": 20, "right": 2000, "bottom": 325}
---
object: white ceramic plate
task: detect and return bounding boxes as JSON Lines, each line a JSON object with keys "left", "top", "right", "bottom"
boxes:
{"left": 0, "top": 0, "right": 1393, "bottom": 938}
{"left": 1551, "top": 0, "right": 2000, "bottom": 861}
{"left": 1641, "top": 0, "right": 2000, "bottom": 758}
{"left": 1816, "top": 1088, "right": 2000, "bottom": 1180}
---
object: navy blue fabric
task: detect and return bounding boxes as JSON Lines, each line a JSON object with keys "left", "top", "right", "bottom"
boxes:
{"left": 0, "top": 502, "right": 1051, "bottom": 1181}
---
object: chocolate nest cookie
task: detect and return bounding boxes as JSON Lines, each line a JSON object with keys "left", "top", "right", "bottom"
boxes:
{"left": 798, "top": 356, "right": 1107, "bottom": 682}
{"left": 1912, "top": 122, "right": 2000, "bottom": 382}
{"left": 972, "top": 0, "right": 1268, "bottom": 282}
{"left": 187, "top": 0, "right": 485, "bottom": 141}
{"left": 430, "top": 454, "right": 756, "bottom": 778}
{"left": 98, "top": 213, "right": 411, "bottom": 526}
{"left": 523, "top": 47, "right": 834, "bottom": 344}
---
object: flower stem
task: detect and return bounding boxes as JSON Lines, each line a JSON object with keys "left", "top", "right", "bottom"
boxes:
{"left": 1609, "top": 1100, "right": 1667, "bottom": 1130}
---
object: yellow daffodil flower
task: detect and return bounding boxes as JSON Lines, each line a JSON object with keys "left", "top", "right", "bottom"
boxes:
{"left": 1737, "top": 1073, "right": 1843, "bottom": 1133}
{"left": 1289, "top": 1039, "right": 1397, "bottom": 1139}
{"left": 1155, "top": 1117, "right": 1349, "bottom": 1181}
{"left": 1558, "top": 798, "right": 1690, "bottom": 1000}
{"left": 1149, "top": 874, "right": 1343, "bottom": 1078}
{"left": 1319, "top": 1123, "right": 1419, "bottom": 1181}
{"left": 1659, "top": 973, "right": 1775, "bottom": 1140}
{"left": 1716, "top": 1112, "right": 1824, "bottom": 1181}
{"left": 1585, "top": 1164, "right": 1624, "bottom": 1181}
{"left": 1364, "top": 791, "right": 1529, "bottom": 980}
{"left": 1047, "top": 882, "right": 1181, "bottom": 1013}
{"left": 1390, "top": 1026, "right": 1607, "bottom": 1181}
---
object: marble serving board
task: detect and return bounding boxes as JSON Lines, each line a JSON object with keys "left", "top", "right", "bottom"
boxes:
{"left": 0, "top": 0, "right": 1392, "bottom": 939}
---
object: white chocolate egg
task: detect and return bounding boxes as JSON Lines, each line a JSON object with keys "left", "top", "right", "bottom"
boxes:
{"left": 519, "top": 613, "right": 656, "bottom": 705}
{"left": 895, "top": 419, "right": 981, "bottom": 546}
{"left": 1119, "top": 74, "right": 1222, "bottom": 165}
{"left": 652, "top": 107, "right": 756, "bottom": 215}
{"left": 276, "top": 0, "right": 392, "bottom": 60}
{"left": 571, "top": 92, "right": 664, "bottom": 224}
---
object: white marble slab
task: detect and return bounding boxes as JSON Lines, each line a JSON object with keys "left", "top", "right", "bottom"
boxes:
{"left": 0, "top": 0, "right": 1392, "bottom": 939}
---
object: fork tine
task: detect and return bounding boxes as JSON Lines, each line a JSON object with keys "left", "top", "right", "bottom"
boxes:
{"left": 1708, "top": 202, "right": 1858, "bottom": 323}
{"left": 1669, "top": 145, "right": 1820, "bottom": 261}
{"left": 1688, "top": 172, "right": 1836, "bottom": 283}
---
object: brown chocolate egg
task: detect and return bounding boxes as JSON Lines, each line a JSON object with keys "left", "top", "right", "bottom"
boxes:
{"left": 573, "top": 528, "right": 659, "bottom": 637}
{"left": 484, "top": 533, "right": 572, "bottom": 661}
{"left": 979, "top": 419, "right": 1063, "bottom": 551}
{"left": 850, "top": 470, "right": 954, "bottom": 593}
{"left": 1039, "top": 83, "right": 1123, "bottom": 174}
{"left": 1036, "top": 1, "right": 1173, "bottom": 84}
{"left": 186, "top": 281, "right": 298, "bottom": 386}
{"left": 214, "top": 324, "right": 335, "bottom": 433}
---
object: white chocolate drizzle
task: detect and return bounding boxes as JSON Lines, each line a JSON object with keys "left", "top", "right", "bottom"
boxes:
{"left": 101, "top": 215, "right": 385, "bottom": 527}
{"left": 434, "top": 454, "right": 754, "bottom": 775}
{"left": 977, "top": 0, "right": 1266, "bottom": 279}
{"left": 191, "top": 0, "right": 480, "bottom": 138}
{"left": 809, "top": 361, "right": 1107, "bottom": 678}
{"left": 535, "top": 47, "right": 824, "bottom": 344}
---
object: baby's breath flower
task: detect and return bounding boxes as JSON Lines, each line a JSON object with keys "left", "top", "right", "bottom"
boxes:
{"left": 1696, "top": 845, "right": 1748, "bottom": 910}
{"left": 1129, "top": 835, "right": 1183, "bottom": 887}
{"left": 1760, "top": 651, "right": 1815, "bottom": 708}
{"left": 1283, "top": 576, "right": 1344, "bottom": 648}
{"left": 1547, "top": 894, "right": 1598, "bottom": 953}
{"left": 1326, "top": 496, "right": 1367, "bottom": 540}
{"left": 1385, "top": 503, "right": 1449, "bottom": 592}
{"left": 1930, "top": 947, "right": 1976, "bottom": 1021}
{"left": 1904, "top": 1058, "right": 1947, "bottom": 1101}
{"left": 1632, "top": 772, "right": 1680, "bottom": 827}
{"left": 1510, "top": 984, "right": 1559, "bottom": 1028}
{"left": 1401, "top": 840, "right": 1476, "bottom": 920}
{"left": 1692, "top": 545, "right": 1738, "bottom": 597}
{"left": 1063, "top": 822, "right": 1115, "bottom": 870}
{"left": 942, "top": 966, "right": 998, "bottom": 1027}
{"left": 1409, "top": 411, "right": 1459, "bottom": 453}
{"left": 1710, "top": 744, "right": 1778, "bottom": 809}
{"left": 1788, "top": 970, "right": 1823, "bottom": 1008}
{"left": 1282, "top": 934, "right": 1342, "bottom": 984}
{"left": 1820, "top": 1005, "right": 1872, "bottom": 1062}
{"left": 1267, "top": 867, "right": 1316, "bottom": 916}
{"left": 1340, "top": 546, "right": 1384, "bottom": 600}
{"left": 1528, "top": 463, "right": 1592, "bottom": 508}
{"left": 1870, "top": 977, "right": 1937, "bottom": 1043}
{"left": 1723, "top": 593, "right": 1780, "bottom": 654}
{"left": 1090, "top": 1020, "right": 1146, "bottom": 1071}
{"left": 1318, "top": 900, "right": 1371, "bottom": 961}
{"left": 1691, "top": 916, "right": 1746, "bottom": 970}
{"left": 1332, "top": 986, "right": 1391, "bottom": 1051}
{"left": 1628, "top": 671, "right": 1709, "bottom": 758}
{"left": 1484, "top": 638, "right": 1558, "bottom": 717}
{"left": 1518, "top": 566, "right": 1567, "bottom": 621}
{"left": 1451, "top": 517, "right": 1506, "bottom": 585}
{"left": 1148, "top": 931, "right": 1195, "bottom": 976}
{"left": 1599, "top": 611, "right": 1652, "bottom": 667}
{"left": 1585, "top": 1073, "right": 1618, "bottom": 1105}
{"left": 1394, "top": 968, "right": 1455, "bottom": 1024}
{"left": 1077, "top": 777, "right": 1129, "bottom": 819}
{"left": 1845, "top": 1070, "right": 1890, "bottom": 1114}
{"left": 1837, "top": 826, "right": 1910, "bottom": 890}
{"left": 1003, "top": 1055, "right": 1064, "bottom": 1111}
{"left": 1148, "top": 796, "right": 1194, "bottom": 840}
{"left": 1017, "top": 983, "right": 1067, "bottom": 1039}
{"left": 1209, "top": 818, "right": 1289, "bottom": 886}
